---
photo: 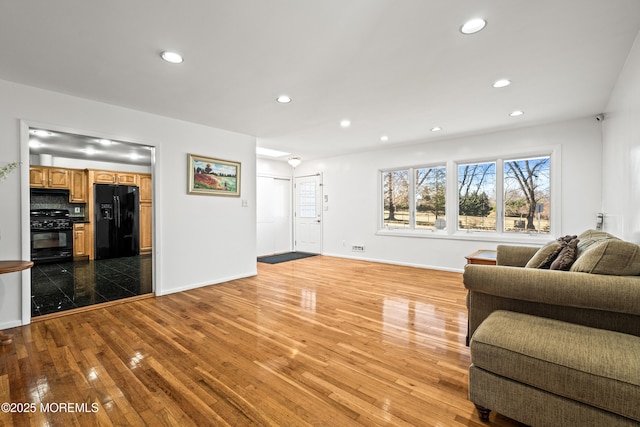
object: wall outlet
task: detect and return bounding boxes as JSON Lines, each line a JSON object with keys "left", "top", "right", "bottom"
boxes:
{"left": 352, "top": 245, "right": 365, "bottom": 252}
{"left": 74, "top": 207, "right": 81, "bottom": 213}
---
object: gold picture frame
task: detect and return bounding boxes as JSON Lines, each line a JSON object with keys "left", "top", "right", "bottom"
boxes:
{"left": 187, "top": 154, "right": 241, "bottom": 196}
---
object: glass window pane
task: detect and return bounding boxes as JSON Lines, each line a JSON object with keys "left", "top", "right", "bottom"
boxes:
{"left": 299, "top": 182, "right": 316, "bottom": 218}
{"left": 504, "top": 156, "right": 550, "bottom": 234}
{"left": 458, "top": 162, "right": 496, "bottom": 231}
{"left": 383, "top": 170, "right": 410, "bottom": 228}
{"left": 415, "top": 166, "right": 446, "bottom": 230}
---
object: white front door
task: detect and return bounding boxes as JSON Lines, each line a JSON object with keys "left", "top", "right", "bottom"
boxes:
{"left": 257, "top": 175, "right": 292, "bottom": 256}
{"left": 294, "top": 174, "right": 322, "bottom": 254}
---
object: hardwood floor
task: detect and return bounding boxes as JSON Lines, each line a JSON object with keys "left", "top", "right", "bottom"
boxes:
{"left": 0, "top": 256, "right": 523, "bottom": 426}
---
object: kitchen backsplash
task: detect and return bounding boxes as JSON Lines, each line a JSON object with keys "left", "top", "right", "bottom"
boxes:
{"left": 30, "top": 191, "right": 86, "bottom": 218}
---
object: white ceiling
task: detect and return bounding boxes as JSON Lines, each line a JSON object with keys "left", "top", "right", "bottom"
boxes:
{"left": 2, "top": 1, "right": 640, "bottom": 162}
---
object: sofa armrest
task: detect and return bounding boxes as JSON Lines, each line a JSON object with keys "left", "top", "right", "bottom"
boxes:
{"left": 496, "top": 245, "right": 539, "bottom": 267}
{"left": 464, "top": 265, "right": 640, "bottom": 316}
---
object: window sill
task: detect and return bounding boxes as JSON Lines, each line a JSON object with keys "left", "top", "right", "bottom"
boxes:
{"left": 376, "top": 228, "right": 551, "bottom": 245}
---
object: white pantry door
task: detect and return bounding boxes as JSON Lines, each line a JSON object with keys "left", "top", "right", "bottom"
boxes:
{"left": 294, "top": 174, "right": 322, "bottom": 254}
{"left": 257, "top": 175, "right": 292, "bottom": 256}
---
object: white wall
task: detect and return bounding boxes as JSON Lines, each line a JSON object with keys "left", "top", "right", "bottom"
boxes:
{"left": 603, "top": 30, "right": 640, "bottom": 242}
{"left": 0, "top": 79, "right": 257, "bottom": 329}
{"left": 295, "top": 117, "right": 603, "bottom": 271}
{"left": 256, "top": 157, "right": 292, "bottom": 177}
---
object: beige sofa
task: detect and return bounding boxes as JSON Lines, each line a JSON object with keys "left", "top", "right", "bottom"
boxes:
{"left": 463, "top": 230, "right": 640, "bottom": 425}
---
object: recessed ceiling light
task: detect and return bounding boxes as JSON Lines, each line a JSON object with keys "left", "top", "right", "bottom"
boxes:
{"left": 493, "top": 79, "right": 511, "bottom": 88}
{"left": 380, "top": 135, "right": 389, "bottom": 142}
{"left": 461, "top": 18, "right": 486, "bottom": 35}
{"left": 161, "top": 51, "right": 184, "bottom": 64}
{"left": 340, "top": 119, "right": 351, "bottom": 128}
{"left": 276, "top": 95, "right": 292, "bottom": 104}
{"left": 431, "top": 126, "right": 443, "bottom": 132}
{"left": 509, "top": 110, "right": 524, "bottom": 117}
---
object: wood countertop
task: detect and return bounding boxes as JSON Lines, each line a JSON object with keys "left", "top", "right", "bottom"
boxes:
{"left": 0, "top": 260, "right": 34, "bottom": 274}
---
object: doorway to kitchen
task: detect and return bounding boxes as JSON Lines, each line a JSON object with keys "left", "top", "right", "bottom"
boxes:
{"left": 25, "top": 124, "right": 155, "bottom": 320}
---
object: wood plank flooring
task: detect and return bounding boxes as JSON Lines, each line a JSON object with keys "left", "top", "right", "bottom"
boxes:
{"left": 0, "top": 256, "right": 523, "bottom": 426}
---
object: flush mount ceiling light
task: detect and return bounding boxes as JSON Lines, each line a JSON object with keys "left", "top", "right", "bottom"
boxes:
{"left": 287, "top": 157, "right": 302, "bottom": 168}
{"left": 161, "top": 51, "right": 184, "bottom": 64}
{"left": 276, "top": 95, "right": 292, "bottom": 104}
{"left": 461, "top": 18, "right": 486, "bottom": 34}
{"left": 509, "top": 110, "right": 524, "bottom": 117}
{"left": 380, "top": 135, "right": 389, "bottom": 142}
{"left": 340, "top": 119, "right": 351, "bottom": 128}
{"left": 493, "top": 79, "right": 511, "bottom": 88}
{"left": 431, "top": 126, "right": 443, "bottom": 132}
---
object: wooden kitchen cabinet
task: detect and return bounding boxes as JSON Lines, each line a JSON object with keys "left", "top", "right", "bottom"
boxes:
{"left": 140, "top": 202, "right": 152, "bottom": 254}
{"left": 73, "top": 223, "right": 89, "bottom": 259}
{"left": 69, "top": 169, "right": 88, "bottom": 203}
{"left": 29, "top": 166, "right": 69, "bottom": 189}
{"left": 93, "top": 170, "right": 138, "bottom": 186}
{"left": 139, "top": 174, "right": 152, "bottom": 203}
{"left": 138, "top": 173, "right": 153, "bottom": 254}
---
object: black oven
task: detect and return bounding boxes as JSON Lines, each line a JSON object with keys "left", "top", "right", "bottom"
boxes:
{"left": 31, "top": 209, "right": 73, "bottom": 264}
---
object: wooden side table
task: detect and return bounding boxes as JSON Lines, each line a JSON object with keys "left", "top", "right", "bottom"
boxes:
{"left": 465, "top": 249, "right": 497, "bottom": 266}
{"left": 0, "top": 260, "right": 34, "bottom": 345}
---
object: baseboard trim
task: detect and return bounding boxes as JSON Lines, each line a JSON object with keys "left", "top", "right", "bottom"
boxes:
{"left": 157, "top": 270, "right": 258, "bottom": 296}
{"left": 321, "top": 252, "right": 464, "bottom": 273}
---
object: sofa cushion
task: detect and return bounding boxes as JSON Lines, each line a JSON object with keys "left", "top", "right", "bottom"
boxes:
{"left": 576, "top": 229, "right": 619, "bottom": 257}
{"left": 470, "top": 311, "right": 640, "bottom": 421}
{"left": 550, "top": 237, "right": 579, "bottom": 270}
{"left": 570, "top": 239, "right": 640, "bottom": 275}
{"left": 525, "top": 240, "right": 563, "bottom": 269}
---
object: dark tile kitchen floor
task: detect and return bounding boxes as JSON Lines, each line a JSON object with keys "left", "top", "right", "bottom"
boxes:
{"left": 31, "top": 255, "right": 153, "bottom": 317}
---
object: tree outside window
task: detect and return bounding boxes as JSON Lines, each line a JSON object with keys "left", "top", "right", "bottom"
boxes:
{"left": 415, "top": 166, "right": 446, "bottom": 229}
{"left": 458, "top": 162, "right": 496, "bottom": 231}
{"left": 383, "top": 169, "right": 410, "bottom": 228}
{"left": 504, "top": 156, "right": 550, "bottom": 234}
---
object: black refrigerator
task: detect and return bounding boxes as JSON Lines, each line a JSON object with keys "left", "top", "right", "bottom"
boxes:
{"left": 94, "top": 184, "right": 140, "bottom": 260}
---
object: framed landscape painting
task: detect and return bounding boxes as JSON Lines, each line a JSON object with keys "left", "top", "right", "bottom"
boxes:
{"left": 188, "top": 154, "right": 241, "bottom": 196}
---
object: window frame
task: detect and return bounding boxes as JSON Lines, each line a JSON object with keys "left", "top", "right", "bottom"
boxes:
{"left": 377, "top": 146, "right": 560, "bottom": 243}
{"left": 380, "top": 163, "right": 448, "bottom": 233}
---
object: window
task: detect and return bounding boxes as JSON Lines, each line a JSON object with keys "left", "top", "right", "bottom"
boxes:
{"left": 415, "top": 166, "right": 446, "bottom": 229}
{"left": 457, "top": 162, "right": 496, "bottom": 231}
{"left": 382, "top": 165, "right": 446, "bottom": 230}
{"left": 503, "top": 156, "right": 550, "bottom": 234}
{"left": 382, "top": 169, "right": 410, "bottom": 229}
{"left": 456, "top": 155, "right": 551, "bottom": 234}
{"left": 380, "top": 152, "right": 554, "bottom": 237}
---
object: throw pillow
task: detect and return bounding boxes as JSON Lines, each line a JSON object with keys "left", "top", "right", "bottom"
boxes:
{"left": 575, "top": 229, "right": 619, "bottom": 257}
{"left": 570, "top": 239, "right": 640, "bottom": 275}
{"left": 550, "top": 238, "right": 579, "bottom": 270}
{"left": 525, "top": 241, "right": 563, "bottom": 269}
